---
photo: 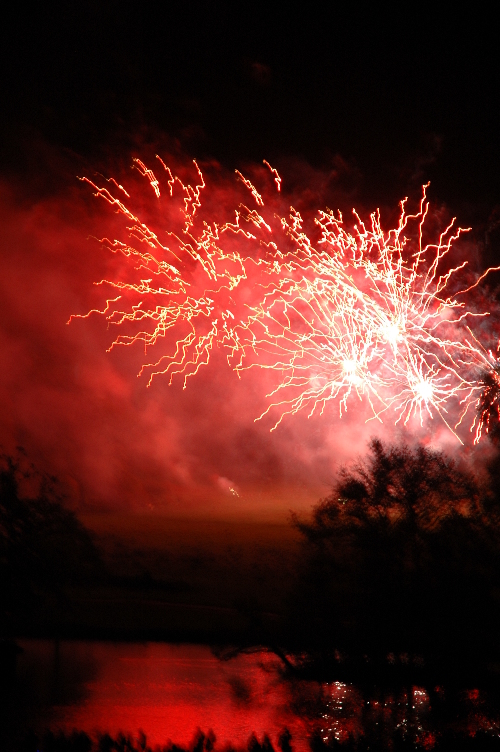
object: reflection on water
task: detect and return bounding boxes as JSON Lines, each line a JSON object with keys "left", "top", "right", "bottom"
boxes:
{"left": 7, "top": 640, "right": 500, "bottom": 750}
{"left": 319, "top": 682, "right": 364, "bottom": 744}
{"left": 12, "top": 641, "right": 312, "bottom": 750}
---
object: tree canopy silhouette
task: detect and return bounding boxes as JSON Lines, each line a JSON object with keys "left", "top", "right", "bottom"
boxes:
{"left": 1, "top": 452, "right": 103, "bottom": 637}
{"left": 289, "top": 438, "right": 500, "bottom": 666}
{"left": 295, "top": 438, "right": 482, "bottom": 541}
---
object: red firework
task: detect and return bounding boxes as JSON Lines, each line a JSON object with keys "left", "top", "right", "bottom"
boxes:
{"left": 69, "top": 157, "right": 500, "bottom": 443}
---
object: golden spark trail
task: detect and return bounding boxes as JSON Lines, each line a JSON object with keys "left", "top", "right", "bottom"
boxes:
{"left": 72, "top": 161, "right": 256, "bottom": 387}
{"left": 71, "top": 160, "right": 500, "bottom": 441}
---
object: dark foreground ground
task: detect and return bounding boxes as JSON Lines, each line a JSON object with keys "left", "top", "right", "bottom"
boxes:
{"left": 9, "top": 512, "right": 500, "bottom": 679}
{"left": 8, "top": 714, "right": 500, "bottom": 751}
{"left": 13, "top": 513, "right": 302, "bottom": 643}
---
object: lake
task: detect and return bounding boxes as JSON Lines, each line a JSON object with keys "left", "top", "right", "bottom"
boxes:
{"left": 5, "top": 639, "right": 500, "bottom": 750}
{"left": 8, "top": 640, "right": 313, "bottom": 750}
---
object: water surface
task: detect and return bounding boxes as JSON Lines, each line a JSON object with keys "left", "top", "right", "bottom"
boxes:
{"left": 14, "top": 640, "right": 312, "bottom": 749}
{"left": 9, "top": 640, "right": 500, "bottom": 750}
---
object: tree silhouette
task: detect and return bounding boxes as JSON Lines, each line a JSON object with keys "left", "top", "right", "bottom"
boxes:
{"left": 0, "top": 452, "right": 103, "bottom": 638}
{"left": 289, "top": 439, "right": 500, "bottom": 670}
{"left": 296, "top": 438, "right": 481, "bottom": 539}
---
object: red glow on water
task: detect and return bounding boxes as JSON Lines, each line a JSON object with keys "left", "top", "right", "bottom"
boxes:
{"left": 16, "top": 641, "right": 500, "bottom": 748}
{"left": 22, "top": 642, "right": 313, "bottom": 750}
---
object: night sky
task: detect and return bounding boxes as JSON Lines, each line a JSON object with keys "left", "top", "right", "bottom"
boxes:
{"left": 1, "top": 3, "right": 499, "bottom": 518}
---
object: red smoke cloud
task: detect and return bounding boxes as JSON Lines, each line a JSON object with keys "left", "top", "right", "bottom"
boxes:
{"left": 0, "top": 146, "right": 492, "bottom": 518}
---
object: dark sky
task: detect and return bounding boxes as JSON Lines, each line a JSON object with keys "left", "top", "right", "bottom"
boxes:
{"left": 2, "top": 4, "right": 499, "bottom": 213}
{"left": 0, "top": 3, "right": 499, "bottom": 517}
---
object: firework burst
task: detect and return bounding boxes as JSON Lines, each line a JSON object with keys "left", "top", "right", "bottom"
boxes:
{"left": 70, "top": 159, "right": 500, "bottom": 442}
